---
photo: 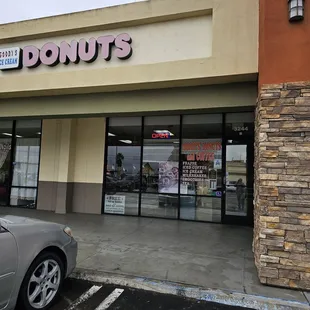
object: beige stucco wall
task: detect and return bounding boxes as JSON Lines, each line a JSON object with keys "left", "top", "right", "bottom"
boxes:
{"left": 38, "top": 117, "right": 105, "bottom": 214}
{"left": 0, "top": 0, "right": 258, "bottom": 98}
{"left": 0, "top": 16, "right": 212, "bottom": 77}
{"left": 0, "top": 83, "right": 257, "bottom": 118}
{"left": 38, "top": 119, "right": 77, "bottom": 213}
{"left": 39, "top": 119, "right": 62, "bottom": 183}
{"left": 39, "top": 118, "right": 105, "bottom": 184}
{"left": 39, "top": 119, "right": 76, "bottom": 183}
{"left": 72, "top": 118, "right": 106, "bottom": 184}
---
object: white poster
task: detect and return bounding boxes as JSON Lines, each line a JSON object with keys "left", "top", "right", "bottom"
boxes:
{"left": 158, "top": 161, "right": 179, "bottom": 194}
{"left": 214, "top": 159, "right": 222, "bottom": 170}
{"left": 105, "top": 195, "right": 125, "bottom": 214}
{"left": 180, "top": 184, "right": 188, "bottom": 195}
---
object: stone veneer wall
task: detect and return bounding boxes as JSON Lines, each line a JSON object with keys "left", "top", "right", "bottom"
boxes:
{"left": 255, "top": 81, "right": 310, "bottom": 289}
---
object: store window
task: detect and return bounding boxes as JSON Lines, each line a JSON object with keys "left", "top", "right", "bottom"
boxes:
{"left": 0, "top": 121, "right": 13, "bottom": 206}
{"left": 104, "top": 117, "right": 142, "bottom": 215}
{"left": 141, "top": 116, "right": 180, "bottom": 219}
{"left": 10, "top": 120, "right": 42, "bottom": 208}
{"left": 102, "top": 112, "right": 254, "bottom": 224}
{"left": 180, "top": 114, "right": 222, "bottom": 222}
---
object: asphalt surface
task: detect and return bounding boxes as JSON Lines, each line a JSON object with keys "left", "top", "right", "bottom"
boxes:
{"left": 49, "top": 278, "right": 253, "bottom": 310}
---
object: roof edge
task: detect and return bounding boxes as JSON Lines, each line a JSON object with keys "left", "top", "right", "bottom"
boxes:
{"left": 0, "top": 0, "right": 213, "bottom": 43}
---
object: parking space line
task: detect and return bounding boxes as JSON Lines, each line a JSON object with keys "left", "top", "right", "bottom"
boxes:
{"left": 95, "top": 288, "right": 124, "bottom": 310}
{"left": 63, "top": 296, "right": 74, "bottom": 305}
{"left": 65, "top": 285, "right": 102, "bottom": 310}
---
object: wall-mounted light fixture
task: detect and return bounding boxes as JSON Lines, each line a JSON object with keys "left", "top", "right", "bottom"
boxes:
{"left": 288, "top": 0, "right": 305, "bottom": 22}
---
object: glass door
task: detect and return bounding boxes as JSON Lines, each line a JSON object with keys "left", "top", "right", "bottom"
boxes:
{"left": 223, "top": 140, "right": 254, "bottom": 225}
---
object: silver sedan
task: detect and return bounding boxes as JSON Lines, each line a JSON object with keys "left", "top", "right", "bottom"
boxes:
{"left": 0, "top": 215, "right": 78, "bottom": 310}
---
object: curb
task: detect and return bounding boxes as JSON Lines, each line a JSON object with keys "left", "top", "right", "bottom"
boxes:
{"left": 71, "top": 268, "right": 310, "bottom": 310}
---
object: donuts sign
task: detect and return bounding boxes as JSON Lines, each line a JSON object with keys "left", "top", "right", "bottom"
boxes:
{"left": 0, "top": 33, "right": 132, "bottom": 71}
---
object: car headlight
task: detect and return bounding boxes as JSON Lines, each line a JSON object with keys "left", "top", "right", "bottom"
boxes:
{"left": 64, "top": 226, "right": 73, "bottom": 238}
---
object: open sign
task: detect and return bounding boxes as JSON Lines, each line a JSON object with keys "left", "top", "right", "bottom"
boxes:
{"left": 152, "top": 133, "right": 170, "bottom": 139}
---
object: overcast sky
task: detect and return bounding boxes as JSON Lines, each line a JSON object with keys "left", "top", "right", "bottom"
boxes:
{"left": 0, "top": 0, "right": 145, "bottom": 24}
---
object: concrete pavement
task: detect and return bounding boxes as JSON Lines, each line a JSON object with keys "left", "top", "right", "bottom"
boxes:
{"left": 1, "top": 207, "right": 309, "bottom": 309}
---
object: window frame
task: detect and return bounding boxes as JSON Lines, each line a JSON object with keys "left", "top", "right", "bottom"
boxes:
{"left": 8, "top": 120, "right": 42, "bottom": 209}
{"left": 102, "top": 111, "right": 255, "bottom": 224}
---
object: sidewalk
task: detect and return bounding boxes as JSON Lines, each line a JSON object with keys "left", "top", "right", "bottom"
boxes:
{"left": 1, "top": 207, "right": 309, "bottom": 309}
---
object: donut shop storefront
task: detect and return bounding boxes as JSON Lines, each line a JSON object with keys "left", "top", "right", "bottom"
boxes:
{"left": 0, "top": 0, "right": 258, "bottom": 226}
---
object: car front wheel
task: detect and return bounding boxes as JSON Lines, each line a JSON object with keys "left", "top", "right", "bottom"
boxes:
{"left": 17, "top": 251, "right": 65, "bottom": 310}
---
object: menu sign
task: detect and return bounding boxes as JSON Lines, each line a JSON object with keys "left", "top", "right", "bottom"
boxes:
{"left": 181, "top": 140, "right": 222, "bottom": 197}
{"left": 182, "top": 161, "right": 217, "bottom": 190}
{"left": 182, "top": 161, "right": 208, "bottom": 183}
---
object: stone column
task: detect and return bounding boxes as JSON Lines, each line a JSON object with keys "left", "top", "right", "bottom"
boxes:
{"left": 254, "top": 81, "right": 310, "bottom": 289}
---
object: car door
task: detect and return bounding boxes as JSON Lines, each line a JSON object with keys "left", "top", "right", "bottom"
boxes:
{"left": 0, "top": 223, "right": 18, "bottom": 310}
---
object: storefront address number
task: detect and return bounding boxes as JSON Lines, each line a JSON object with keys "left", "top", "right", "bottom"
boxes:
{"left": 233, "top": 126, "right": 248, "bottom": 132}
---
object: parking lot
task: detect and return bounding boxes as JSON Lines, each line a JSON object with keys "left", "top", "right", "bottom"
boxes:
{"left": 46, "top": 279, "right": 252, "bottom": 310}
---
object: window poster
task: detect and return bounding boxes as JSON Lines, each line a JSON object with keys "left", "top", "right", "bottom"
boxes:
{"left": 182, "top": 141, "right": 221, "bottom": 162}
{"left": 181, "top": 140, "right": 222, "bottom": 197}
{"left": 105, "top": 195, "right": 125, "bottom": 214}
{"left": 158, "top": 161, "right": 179, "bottom": 194}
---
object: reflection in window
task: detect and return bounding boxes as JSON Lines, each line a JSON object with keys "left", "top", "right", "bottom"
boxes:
{"left": 141, "top": 116, "right": 180, "bottom": 218}
{"left": 0, "top": 121, "right": 13, "bottom": 206}
{"left": 10, "top": 188, "right": 37, "bottom": 209}
{"left": 225, "top": 144, "right": 248, "bottom": 217}
{"left": 11, "top": 120, "right": 41, "bottom": 208}
{"left": 141, "top": 193, "right": 178, "bottom": 219}
{"left": 102, "top": 113, "right": 254, "bottom": 223}
{"left": 104, "top": 117, "right": 142, "bottom": 216}
{"left": 180, "top": 196, "right": 221, "bottom": 222}
{"left": 12, "top": 141, "right": 40, "bottom": 187}
{"left": 180, "top": 115, "right": 222, "bottom": 221}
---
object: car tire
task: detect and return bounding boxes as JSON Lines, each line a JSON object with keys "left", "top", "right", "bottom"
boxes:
{"left": 17, "top": 251, "right": 65, "bottom": 310}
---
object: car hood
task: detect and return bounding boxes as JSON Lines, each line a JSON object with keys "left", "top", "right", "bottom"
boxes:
{"left": 0, "top": 215, "right": 57, "bottom": 226}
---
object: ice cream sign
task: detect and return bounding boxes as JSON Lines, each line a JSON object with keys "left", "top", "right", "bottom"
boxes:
{"left": 0, "top": 33, "right": 132, "bottom": 71}
{"left": 0, "top": 47, "right": 21, "bottom": 70}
